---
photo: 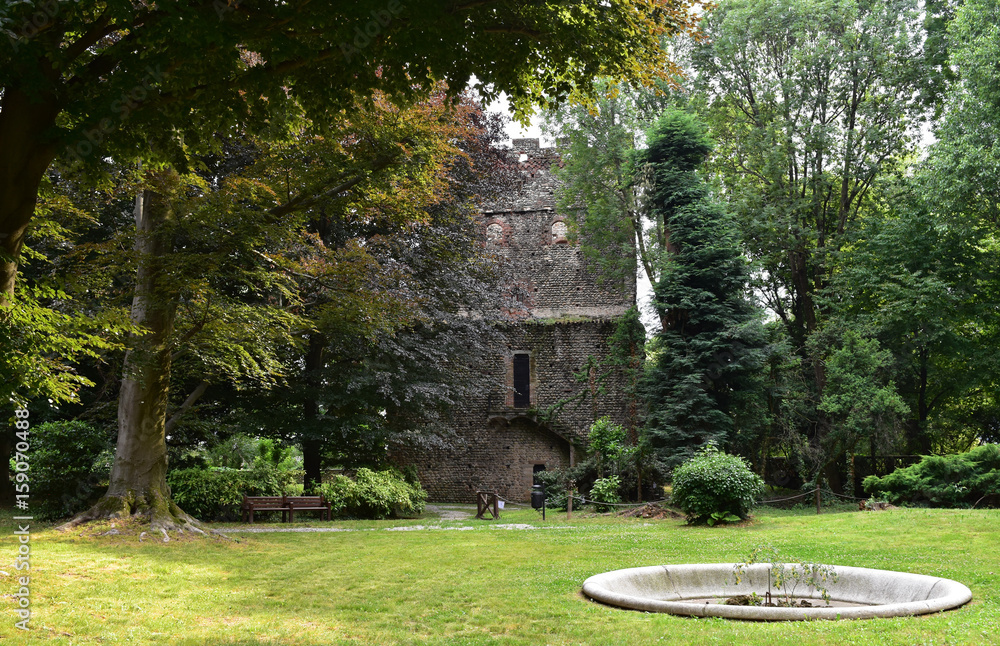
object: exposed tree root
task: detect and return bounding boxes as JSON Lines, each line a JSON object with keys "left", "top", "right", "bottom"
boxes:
{"left": 56, "top": 489, "right": 229, "bottom": 540}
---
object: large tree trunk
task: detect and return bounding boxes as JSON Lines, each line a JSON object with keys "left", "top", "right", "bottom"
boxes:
{"left": 0, "top": 89, "right": 60, "bottom": 506}
{"left": 302, "top": 438, "right": 323, "bottom": 494}
{"left": 301, "top": 333, "right": 328, "bottom": 492}
{"left": 61, "top": 174, "right": 202, "bottom": 532}
{"left": 906, "top": 348, "right": 934, "bottom": 454}
{"left": 0, "top": 88, "right": 60, "bottom": 299}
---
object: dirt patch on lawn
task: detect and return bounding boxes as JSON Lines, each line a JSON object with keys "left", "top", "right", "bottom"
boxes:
{"left": 423, "top": 504, "right": 474, "bottom": 520}
{"left": 616, "top": 503, "right": 684, "bottom": 520}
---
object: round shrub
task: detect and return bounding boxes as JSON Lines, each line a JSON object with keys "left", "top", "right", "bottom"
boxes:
{"left": 670, "top": 445, "right": 764, "bottom": 524}
{"left": 590, "top": 475, "right": 623, "bottom": 512}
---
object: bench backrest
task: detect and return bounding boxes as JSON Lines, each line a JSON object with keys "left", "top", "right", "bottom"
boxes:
{"left": 243, "top": 495, "right": 286, "bottom": 508}
{"left": 285, "top": 495, "right": 325, "bottom": 505}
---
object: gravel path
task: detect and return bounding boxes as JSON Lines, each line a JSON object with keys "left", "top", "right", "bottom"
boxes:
{"left": 224, "top": 524, "right": 578, "bottom": 533}
{"left": 221, "top": 503, "right": 600, "bottom": 533}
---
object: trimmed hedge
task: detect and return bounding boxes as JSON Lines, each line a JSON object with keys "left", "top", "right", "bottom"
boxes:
{"left": 318, "top": 468, "right": 427, "bottom": 519}
{"left": 670, "top": 445, "right": 764, "bottom": 524}
{"left": 863, "top": 444, "right": 1000, "bottom": 508}
{"left": 167, "top": 465, "right": 302, "bottom": 521}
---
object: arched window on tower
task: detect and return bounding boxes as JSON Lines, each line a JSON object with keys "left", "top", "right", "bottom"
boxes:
{"left": 551, "top": 220, "right": 568, "bottom": 244}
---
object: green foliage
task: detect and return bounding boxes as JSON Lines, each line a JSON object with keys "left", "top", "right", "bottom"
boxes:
{"left": 798, "top": 0, "right": 1000, "bottom": 460}
{"left": 644, "top": 109, "right": 714, "bottom": 173}
{"left": 0, "top": 284, "right": 128, "bottom": 407}
{"left": 690, "top": 0, "right": 934, "bottom": 473}
{"left": 317, "top": 468, "right": 427, "bottom": 520}
{"left": 198, "top": 435, "right": 302, "bottom": 472}
{"left": 27, "top": 421, "right": 113, "bottom": 520}
{"left": 255, "top": 438, "right": 299, "bottom": 470}
{"left": 588, "top": 417, "right": 628, "bottom": 478}
{"left": 589, "top": 417, "right": 628, "bottom": 460}
{"left": 824, "top": 188, "right": 1000, "bottom": 453}
{"left": 166, "top": 465, "right": 302, "bottom": 521}
{"left": 318, "top": 475, "right": 358, "bottom": 518}
{"left": 814, "top": 329, "right": 909, "bottom": 459}
{"left": 693, "top": 0, "right": 930, "bottom": 344}
{"left": 544, "top": 80, "right": 671, "bottom": 288}
{"left": 863, "top": 444, "right": 1000, "bottom": 507}
{"left": 0, "top": 178, "right": 135, "bottom": 408}
{"left": 533, "top": 470, "right": 567, "bottom": 510}
{"left": 670, "top": 444, "right": 765, "bottom": 524}
{"left": 707, "top": 510, "right": 741, "bottom": 526}
{"left": 589, "top": 476, "right": 623, "bottom": 513}
{"left": 0, "top": 0, "right": 703, "bottom": 171}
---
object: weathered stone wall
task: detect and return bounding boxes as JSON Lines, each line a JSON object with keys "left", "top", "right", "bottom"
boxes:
{"left": 394, "top": 139, "right": 637, "bottom": 503}
{"left": 396, "top": 319, "right": 631, "bottom": 502}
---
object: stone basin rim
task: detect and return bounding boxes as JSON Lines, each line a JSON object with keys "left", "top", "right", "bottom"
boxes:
{"left": 582, "top": 563, "right": 972, "bottom": 621}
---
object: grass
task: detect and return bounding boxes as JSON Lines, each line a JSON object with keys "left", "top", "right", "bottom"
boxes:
{"left": 1, "top": 504, "right": 998, "bottom": 645}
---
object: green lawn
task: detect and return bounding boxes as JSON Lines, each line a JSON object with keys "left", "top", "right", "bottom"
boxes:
{"left": 1, "top": 505, "right": 998, "bottom": 645}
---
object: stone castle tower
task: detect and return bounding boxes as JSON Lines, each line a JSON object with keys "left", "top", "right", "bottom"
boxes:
{"left": 398, "top": 138, "right": 637, "bottom": 502}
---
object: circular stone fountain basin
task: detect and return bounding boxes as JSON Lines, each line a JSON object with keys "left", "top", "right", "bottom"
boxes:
{"left": 582, "top": 564, "right": 972, "bottom": 621}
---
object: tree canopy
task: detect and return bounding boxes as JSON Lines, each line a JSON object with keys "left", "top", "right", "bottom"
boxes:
{"left": 0, "top": 0, "right": 703, "bottom": 296}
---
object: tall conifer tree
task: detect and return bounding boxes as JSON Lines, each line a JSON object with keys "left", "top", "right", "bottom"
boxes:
{"left": 641, "top": 110, "right": 766, "bottom": 466}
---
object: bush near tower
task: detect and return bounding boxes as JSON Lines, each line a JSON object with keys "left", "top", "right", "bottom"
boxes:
{"left": 670, "top": 444, "right": 764, "bottom": 524}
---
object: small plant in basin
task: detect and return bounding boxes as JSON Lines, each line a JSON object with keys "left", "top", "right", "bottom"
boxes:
{"left": 729, "top": 545, "right": 838, "bottom": 607}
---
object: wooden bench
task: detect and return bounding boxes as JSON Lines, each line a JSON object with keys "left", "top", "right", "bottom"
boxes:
{"left": 284, "top": 495, "right": 331, "bottom": 522}
{"left": 240, "top": 495, "right": 333, "bottom": 523}
{"left": 241, "top": 495, "right": 290, "bottom": 523}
